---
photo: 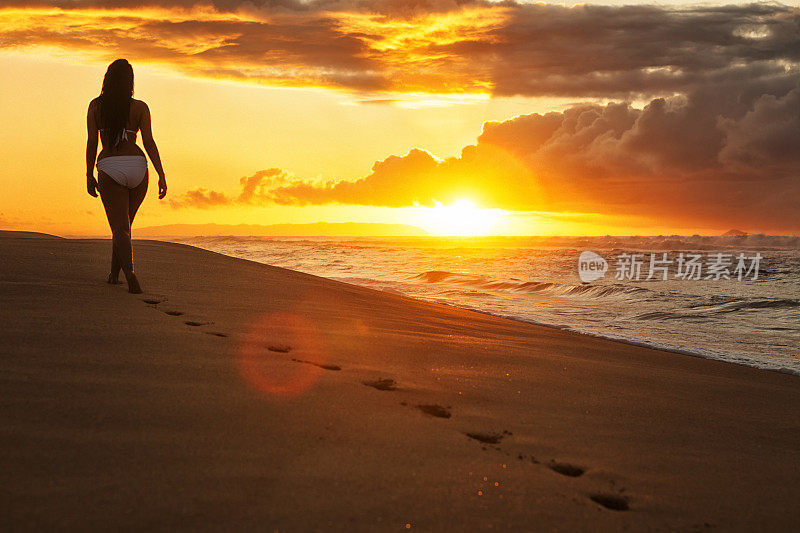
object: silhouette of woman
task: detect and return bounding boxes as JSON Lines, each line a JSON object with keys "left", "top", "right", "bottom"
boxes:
{"left": 86, "top": 59, "right": 166, "bottom": 294}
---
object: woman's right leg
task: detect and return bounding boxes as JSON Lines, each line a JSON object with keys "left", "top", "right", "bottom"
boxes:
{"left": 98, "top": 172, "right": 141, "bottom": 293}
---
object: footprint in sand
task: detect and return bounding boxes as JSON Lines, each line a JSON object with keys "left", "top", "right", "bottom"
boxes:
{"left": 151, "top": 302, "right": 226, "bottom": 336}
{"left": 549, "top": 462, "right": 586, "bottom": 478}
{"left": 589, "top": 493, "right": 629, "bottom": 511}
{"left": 362, "top": 378, "right": 397, "bottom": 391}
{"left": 416, "top": 404, "right": 451, "bottom": 419}
{"left": 465, "top": 432, "right": 506, "bottom": 445}
{"left": 268, "top": 344, "right": 291, "bottom": 353}
{"left": 291, "top": 358, "right": 341, "bottom": 371}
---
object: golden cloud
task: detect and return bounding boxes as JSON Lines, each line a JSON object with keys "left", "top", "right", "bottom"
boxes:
{"left": 0, "top": 2, "right": 797, "bottom": 98}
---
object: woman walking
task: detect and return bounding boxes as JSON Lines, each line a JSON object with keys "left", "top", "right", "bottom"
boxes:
{"left": 85, "top": 58, "right": 166, "bottom": 294}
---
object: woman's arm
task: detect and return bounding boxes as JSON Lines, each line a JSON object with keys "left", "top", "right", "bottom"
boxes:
{"left": 85, "top": 101, "right": 99, "bottom": 197}
{"left": 139, "top": 102, "right": 167, "bottom": 199}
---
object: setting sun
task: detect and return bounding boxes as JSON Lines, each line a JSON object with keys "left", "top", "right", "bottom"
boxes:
{"left": 414, "top": 199, "right": 504, "bottom": 236}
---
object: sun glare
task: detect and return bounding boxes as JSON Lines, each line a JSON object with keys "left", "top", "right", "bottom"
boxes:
{"left": 415, "top": 199, "right": 504, "bottom": 236}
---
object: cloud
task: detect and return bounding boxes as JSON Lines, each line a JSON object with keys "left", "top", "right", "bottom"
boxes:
{"left": 168, "top": 188, "right": 233, "bottom": 209}
{"left": 170, "top": 168, "right": 289, "bottom": 208}
{"left": 238, "top": 168, "right": 291, "bottom": 203}
{"left": 719, "top": 87, "right": 800, "bottom": 168}
{"left": 171, "top": 78, "right": 800, "bottom": 230}
{"left": 0, "top": 2, "right": 797, "bottom": 98}
{"left": 483, "top": 2, "right": 800, "bottom": 98}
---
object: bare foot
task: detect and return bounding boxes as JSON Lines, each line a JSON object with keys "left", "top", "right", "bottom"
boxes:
{"left": 106, "top": 273, "right": 122, "bottom": 285}
{"left": 126, "top": 273, "right": 143, "bottom": 294}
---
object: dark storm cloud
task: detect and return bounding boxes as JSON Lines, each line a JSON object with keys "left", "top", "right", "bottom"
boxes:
{"left": 483, "top": 2, "right": 800, "bottom": 98}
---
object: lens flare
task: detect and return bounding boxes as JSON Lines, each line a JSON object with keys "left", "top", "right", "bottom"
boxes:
{"left": 238, "top": 312, "right": 328, "bottom": 398}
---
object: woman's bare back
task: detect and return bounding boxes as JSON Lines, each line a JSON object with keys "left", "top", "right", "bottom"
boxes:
{"left": 90, "top": 98, "right": 147, "bottom": 160}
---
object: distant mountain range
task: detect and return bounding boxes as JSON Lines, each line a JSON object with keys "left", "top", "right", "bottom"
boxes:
{"left": 135, "top": 222, "right": 429, "bottom": 237}
{"left": 722, "top": 229, "right": 748, "bottom": 236}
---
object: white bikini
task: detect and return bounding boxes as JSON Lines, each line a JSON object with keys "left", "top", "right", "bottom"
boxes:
{"left": 96, "top": 128, "right": 148, "bottom": 188}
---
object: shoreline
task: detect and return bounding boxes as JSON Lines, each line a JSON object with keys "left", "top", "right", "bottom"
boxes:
{"left": 163, "top": 234, "right": 800, "bottom": 379}
{"left": 9, "top": 229, "right": 800, "bottom": 376}
{"left": 403, "top": 297, "right": 800, "bottom": 378}
{"left": 2, "top": 230, "right": 800, "bottom": 530}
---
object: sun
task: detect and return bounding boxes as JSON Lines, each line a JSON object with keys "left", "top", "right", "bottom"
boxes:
{"left": 415, "top": 199, "right": 504, "bottom": 236}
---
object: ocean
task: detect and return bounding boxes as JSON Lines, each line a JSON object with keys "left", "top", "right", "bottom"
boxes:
{"left": 172, "top": 235, "right": 800, "bottom": 376}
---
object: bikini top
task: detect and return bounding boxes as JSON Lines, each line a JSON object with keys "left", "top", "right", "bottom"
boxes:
{"left": 100, "top": 127, "right": 137, "bottom": 145}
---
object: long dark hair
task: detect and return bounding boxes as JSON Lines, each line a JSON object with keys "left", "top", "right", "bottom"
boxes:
{"left": 98, "top": 59, "right": 134, "bottom": 148}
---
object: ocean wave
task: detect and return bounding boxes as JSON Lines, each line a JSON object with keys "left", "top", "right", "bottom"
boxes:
{"left": 413, "top": 270, "right": 462, "bottom": 283}
{"left": 697, "top": 298, "right": 800, "bottom": 313}
{"left": 410, "top": 270, "right": 652, "bottom": 299}
{"left": 590, "top": 234, "right": 800, "bottom": 251}
{"left": 634, "top": 298, "right": 799, "bottom": 321}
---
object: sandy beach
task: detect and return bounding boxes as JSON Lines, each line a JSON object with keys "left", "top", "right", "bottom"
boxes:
{"left": 2, "top": 230, "right": 799, "bottom": 531}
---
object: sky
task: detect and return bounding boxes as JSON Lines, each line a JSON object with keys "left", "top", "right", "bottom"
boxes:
{"left": 0, "top": 0, "right": 798, "bottom": 236}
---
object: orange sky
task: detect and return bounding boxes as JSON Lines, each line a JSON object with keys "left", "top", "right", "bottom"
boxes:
{"left": 0, "top": 1, "right": 798, "bottom": 236}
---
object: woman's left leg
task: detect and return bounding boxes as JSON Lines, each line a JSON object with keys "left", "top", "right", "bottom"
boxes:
{"left": 128, "top": 170, "right": 148, "bottom": 225}
{"left": 109, "top": 247, "right": 123, "bottom": 284}
{"left": 123, "top": 172, "right": 148, "bottom": 293}
{"left": 105, "top": 172, "right": 148, "bottom": 284}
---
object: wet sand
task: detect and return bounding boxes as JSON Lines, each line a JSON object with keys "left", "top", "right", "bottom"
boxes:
{"left": 1, "top": 230, "right": 799, "bottom": 531}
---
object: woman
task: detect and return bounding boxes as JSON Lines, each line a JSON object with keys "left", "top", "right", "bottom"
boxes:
{"left": 85, "top": 59, "right": 167, "bottom": 294}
